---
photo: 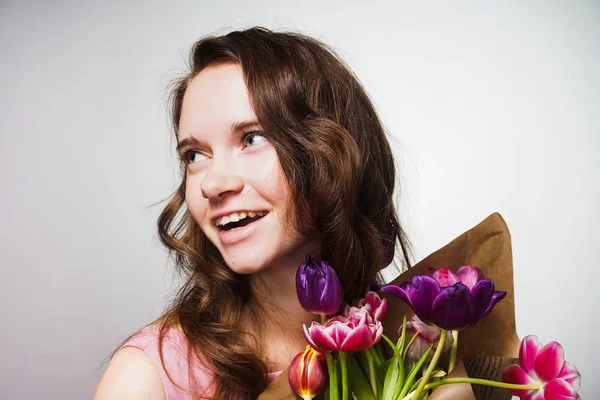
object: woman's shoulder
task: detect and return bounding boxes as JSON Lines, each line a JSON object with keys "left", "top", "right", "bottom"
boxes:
{"left": 94, "top": 324, "right": 214, "bottom": 400}
{"left": 94, "top": 344, "right": 167, "bottom": 400}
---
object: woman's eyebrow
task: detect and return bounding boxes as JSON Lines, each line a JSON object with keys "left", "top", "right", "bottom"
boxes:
{"left": 231, "top": 120, "right": 261, "bottom": 133}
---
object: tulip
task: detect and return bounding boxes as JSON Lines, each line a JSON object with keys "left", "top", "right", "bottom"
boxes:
{"left": 303, "top": 304, "right": 383, "bottom": 353}
{"left": 503, "top": 335, "right": 581, "bottom": 400}
{"left": 380, "top": 266, "right": 506, "bottom": 331}
{"left": 296, "top": 255, "right": 344, "bottom": 315}
{"left": 431, "top": 265, "right": 484, "bottom": 288}
{"left": 289, "top": 345, "right": 328, "bottom": 400}
{"left": 405, "top": 315, "right": 454, "bottom": 362}
{"left": 352, "top": 291, "right": 387, "bottom": 322}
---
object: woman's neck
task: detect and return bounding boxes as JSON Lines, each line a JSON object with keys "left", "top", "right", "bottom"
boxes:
{"left": 244, "top": 240, "right": 322, "bottom": 369}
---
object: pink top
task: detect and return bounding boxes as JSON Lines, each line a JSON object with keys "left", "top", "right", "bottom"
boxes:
{"left": 118, "top": 324, "right": 283, "bottom": 399}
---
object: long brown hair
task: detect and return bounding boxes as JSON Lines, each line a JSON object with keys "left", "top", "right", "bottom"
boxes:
{"left": 112, "top": 27, "right": 412, "bottom": 399}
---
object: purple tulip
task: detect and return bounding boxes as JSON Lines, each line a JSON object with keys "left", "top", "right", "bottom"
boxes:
{"left": 380, "top": 266, "right": 507, "bottom": 331}
{"left": 296, "top": 255, "right": 344, "bottom": 315}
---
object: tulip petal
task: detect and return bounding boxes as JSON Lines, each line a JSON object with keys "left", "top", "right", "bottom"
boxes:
{"left": 479, "top": 289, "right": 507, "bottom": 319}
{"left": 430, "top": 283, "right": 475, "bottom": 330}
{"left": 469, "top": 278, "right": 495, "bottom": 317}
{"left": 374, "top": 297, "right": 387, "bottom": 321}
{"left": 456, "top": 266, "right": 484, "bottom": 290}
{"left": 372, "top": 322, "right": 383, "bottom": 344}
{"left": 545, "top": 378, "right": 578, "bottom": 400}
{"left": 535, "top": 341, "right": 565, "bottom": 382}
{"left": 432, "top": 268, "right": 460, "bottom": 287}
{"left": 408, "top": 275, "right": 441, "bottom": 321}
{"left": 408, "top": 315, "right": 441, "bottom": 343}
{"left": 340, "top": 323, "right": 373, "bottom": 353}
{"left": 520, "top": 335, "right": 543, "bottom": 376}
{"left": 303, "top": 323, "right": 335, "bottom": 353}
{"left": 557, "top": 361, "right": 581, "bottom": 391}
{"left": 325, "top": 321, "right": 352, "bottom": 348}
{"left": 502, "top": 364, "right": 535, "bottom": 397}
{"left": 380, "top": 283, "right": 411, "bottom": 306}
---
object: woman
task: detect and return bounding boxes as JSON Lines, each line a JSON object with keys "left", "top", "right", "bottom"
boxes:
{"left": 94, "top": 27, "right": 411, "bottom": 399}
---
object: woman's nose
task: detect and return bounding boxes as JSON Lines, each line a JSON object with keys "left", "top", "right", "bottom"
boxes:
{"left": 200, "top": 158, "right": 244, "bottom": 200}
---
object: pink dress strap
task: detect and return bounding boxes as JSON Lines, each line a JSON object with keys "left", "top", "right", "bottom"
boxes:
{"left": 118, "top": 324, "right": 283, "bottom": 399}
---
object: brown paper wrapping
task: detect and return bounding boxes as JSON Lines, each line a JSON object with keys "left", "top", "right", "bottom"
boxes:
{"left": 381, "top": 213, "right": 520, "bottom": 400}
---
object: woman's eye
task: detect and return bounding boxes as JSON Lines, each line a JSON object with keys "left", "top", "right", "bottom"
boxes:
{"left": 185, "top": 150, "right": 206, "bottom": 164}
{"left": 243, "top": 132, "right": 267, "bottom": 147}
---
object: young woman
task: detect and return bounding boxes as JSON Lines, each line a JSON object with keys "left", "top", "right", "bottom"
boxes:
{"left": 94, "top": 27, "right": 412, "bottom": 400}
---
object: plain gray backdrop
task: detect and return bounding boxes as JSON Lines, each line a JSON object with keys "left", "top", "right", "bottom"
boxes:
{"left": 1, "top": 1, "right": 598, "bottom": 399}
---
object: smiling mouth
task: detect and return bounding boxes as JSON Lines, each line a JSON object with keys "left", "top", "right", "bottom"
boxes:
{"left": 218, "top": 212, "right": 268, "bottom": 231}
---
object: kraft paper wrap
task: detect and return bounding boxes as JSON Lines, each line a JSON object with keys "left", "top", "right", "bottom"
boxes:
{"left": 381, "top": 212, "right": 520, "bottom": 400}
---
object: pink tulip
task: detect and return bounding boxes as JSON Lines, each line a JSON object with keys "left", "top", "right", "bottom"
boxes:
{"left": 352, "top": 291, "right": 387, "bottom": 322}
{"left": 405, "top": 315, "right": 454, "bottom": 362}
{"left": 303, "top": 303, "right": 383, "bottom": 353}
{"left": 503, "top": 335, "right": 581, "bottom": 400}
{"left": 431, "top": 265, "right": 484, "bottom": 289}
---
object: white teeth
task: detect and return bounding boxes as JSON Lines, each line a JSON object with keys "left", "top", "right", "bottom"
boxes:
{"left": 215, "top": 211, "right": 268, "bottom": 227}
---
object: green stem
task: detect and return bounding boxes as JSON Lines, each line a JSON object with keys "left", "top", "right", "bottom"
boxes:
{"left": 424, "top": 377, "right": 542, "bottom": 391}
{"left": 448, "top": 330, "right": 459, "bottom": 373}
{"left": 400, "top": 377, "right": 542, "bottom": 399}
{"left": 365, "top": 348, "right": 378, "bottom": 397}
{"left": 369, "top": 344, "right": 383, "bottom": 367}
{"left": 410, "top": 329, "right": 447, "bottom": 400}
{"left": 374, "top": 341, "right": 385, "bottom": 363}
{"left": 339, "top": 352, "right": 349, "bottom": 400}
{"left": 326, "top": 353, "right": 338, "bottom": 400}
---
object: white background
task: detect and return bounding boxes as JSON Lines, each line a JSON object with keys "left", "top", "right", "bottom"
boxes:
{"left": 1, "top": 1, "right": 597, "bottom": 399}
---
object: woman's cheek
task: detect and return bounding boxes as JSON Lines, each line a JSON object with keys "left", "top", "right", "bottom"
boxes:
{"left": 185, "top": 175, "right": 209, "bottom": 224}
{"left": 242, "top": 148, "right": 283, "bottom": 183}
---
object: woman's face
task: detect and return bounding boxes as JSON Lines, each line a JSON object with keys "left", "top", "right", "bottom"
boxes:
{"left": 178, "top": 64, "right": 311, "bottom": 274}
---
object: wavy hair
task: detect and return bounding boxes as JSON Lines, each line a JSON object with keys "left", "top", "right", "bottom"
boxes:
{"left": 112, "top": 27, "right": 412, "bottom": 399}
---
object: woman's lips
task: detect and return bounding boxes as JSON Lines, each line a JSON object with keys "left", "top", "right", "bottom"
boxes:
{"left": 218, "top": 212, "right": 268, "bottom": 245}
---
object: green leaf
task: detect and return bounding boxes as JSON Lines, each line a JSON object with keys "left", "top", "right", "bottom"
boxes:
{"left": 396, "top": 315, "right": 407, "bottom": 352}
{"left": 346, "top": 353, "right": 376, "bottom": 400}
{"left": 398, "top": 344, "right": 434, "bottom": 398}
{"left": 381, "top": 353, "right": 401, "bottom": 399}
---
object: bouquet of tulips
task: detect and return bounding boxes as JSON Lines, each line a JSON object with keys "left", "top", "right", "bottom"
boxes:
{"left": 289, "top": 256, "right": 582, "bottom": 400}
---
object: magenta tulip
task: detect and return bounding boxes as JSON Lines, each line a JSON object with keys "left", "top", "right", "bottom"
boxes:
{"left": 303, "top": 303, "right": 383, "bottom": 353}
{"left": 503, "top": 335, "right": 581, "bottom": 400}
{"left": 352, "top": 291, "right": 387, "bottom": 322}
